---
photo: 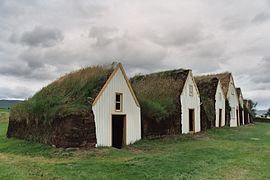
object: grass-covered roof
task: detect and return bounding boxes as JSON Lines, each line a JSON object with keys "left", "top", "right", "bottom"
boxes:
{"left": 10, "top": 64, "right": 115, "bottom": 123}
{"left": 131, "top": 69, "right": 190, "bottom": 122}
{"left": 198, "top": 72, "right": 232, "bottom": 96}
{"left": 195, "top": 76, "right": 219, "bottom": 100}
{"left": 195, "top": 76, "right": 219, "bottom": 122}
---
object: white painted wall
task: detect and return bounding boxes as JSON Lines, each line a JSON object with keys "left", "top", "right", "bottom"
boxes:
{"left": 92, "top": 68, "right": 141, "bottom": 147}
{"left": 227, "top": 77, "right": 239, "bottom": 127}
{"left": 239, "top": 93, "right": 245, "bottom": 125}
{"left": 180, "top": 72, "right": 201, "bottom": 134}
{"left": 215, "top": 81, "right": 226, "bottom": 127}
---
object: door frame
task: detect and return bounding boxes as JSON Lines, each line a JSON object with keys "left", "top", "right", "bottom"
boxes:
{"left": 219, "top": 109, "right": 222, "bottom": 128}
{"left": 236, "top": 109, "right": 240, "bottom": 126}
{"left": 188, "top": 108, "right": 195, "bottom": 133}
{"left": 111, "top": 114, "right": 127, "bottom": 147}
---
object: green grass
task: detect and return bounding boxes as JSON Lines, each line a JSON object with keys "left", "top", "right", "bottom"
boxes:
{"left": 10, "top": 65, "right": 113, "bottom": 124}
{"left": 0, "top": 112, "right": 270, "bottom": 179}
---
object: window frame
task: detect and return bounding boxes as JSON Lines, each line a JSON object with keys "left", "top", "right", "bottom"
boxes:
{"left": 189, "top": 84, "right": 193, "bottom": 96}
{"left": 115, "top": 92, "right": 123, "bottom": 112}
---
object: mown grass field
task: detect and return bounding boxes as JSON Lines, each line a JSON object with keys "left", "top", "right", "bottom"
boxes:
{"left": 0, "top": 110, "right": 270, "bottom": 179}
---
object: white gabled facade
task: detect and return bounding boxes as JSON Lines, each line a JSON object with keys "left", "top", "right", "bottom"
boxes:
{"left": 226, "top": 76, "right": 239, "bottom": 127}
{"left": 92, "top": 64, "right": 141, "bottom": 147}
{"left": 215, "top": 81, "right": 226, "bottom": 127}
{"left": 180, "top": 71, "right": 201, "bottom": 134}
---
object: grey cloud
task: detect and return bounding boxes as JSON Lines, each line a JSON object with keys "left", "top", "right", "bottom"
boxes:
{"left": 0, "top": 64, "right": 30, "bottom": 77}
{"left": 89, "top": 26, "right": 118, "bottom": 47}
{"left": 88, "top": 32, "right": 168, "bottom": 70}
{"left": 245, "top": 89, "right": 270, "bottom": 109}
{"left": 222, "top": 17, "right": 249, "bottom": 31}
{"left": 193, "top": 41, "right": 225, "bottom": 59}
{"left": 0, "top": 0, "right": 270, "bottom": 109}
{"left": 8, "top": 33, "right": 20, "bottom": 43}
{"left": 19, "top": 48, "right": 44, "bottom": 68}
{"left": 20, "top": 26, "right": 64, "bottom": 48}
{"left": 250, "top": 57, "right": 270, "bottom": 84}
{"left": 147, "top": 25, "right": 204, "bottom": 47}
{"left": 167, "top": 39, "right": 226, "bottom": 74}
{"left": 0, "top": 63, "right": 56, "bottom": 81}
{"left": 251, "top": 12, "right": 270, "bottom": 24}
{"left": 69, "top": 1, "right": 109, "bottom": 18}
{"left": 0, "top": 0, "right": 39, "bottom": 17}
{"left": 0, "top": 86, "right": 34, "bottom": 99}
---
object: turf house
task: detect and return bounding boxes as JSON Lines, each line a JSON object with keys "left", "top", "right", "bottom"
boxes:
{"left": 244, "top": 99, "right": 254, "bottom": 124}
{"left": 236, "top": 88, "right": 245, "bottom": 125}
{"left": 131, "top": 68, "right": 201, "bottom": 137}
{"left": 202, "top": 73, "right": 239, "bottom": 127}
{"left": 195, "top": 76, "right": 226, "bottom": 130}
{"left": 7, "top": 63, "right": 141, "bottom": 149}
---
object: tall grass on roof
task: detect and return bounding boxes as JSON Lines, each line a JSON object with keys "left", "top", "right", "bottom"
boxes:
{"left": 132, "top": 75, "right": 180, "bottom": 122}
{"left": 195, "top": 78, "right": 215, "bottom": 129}
{"left": 131, "top": 70, "right": 189, "bottom": 136}
{"left": 10, "top": 65, "right": 114, "bottom": 124}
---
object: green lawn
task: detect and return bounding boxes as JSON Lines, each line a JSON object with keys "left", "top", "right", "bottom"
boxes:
{"left": 0, "top": 113, "right": 270, "bottom": 180}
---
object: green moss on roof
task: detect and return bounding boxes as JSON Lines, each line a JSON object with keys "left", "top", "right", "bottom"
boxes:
{"left": 197, "top": 72, "right": 232, "bottom": 96}
{"left": 131, "top": 69, "right": 190, "bottom": 122}
{"left": 10, "top": 65, "right": 115, "bottom": 123}
{"left": 195, "top": 76, "right": 219, "bottom": 123}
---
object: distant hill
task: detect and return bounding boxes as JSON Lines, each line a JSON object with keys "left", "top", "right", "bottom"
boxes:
{"left": 0, "top": 100, "right": 23, "bottom": 109}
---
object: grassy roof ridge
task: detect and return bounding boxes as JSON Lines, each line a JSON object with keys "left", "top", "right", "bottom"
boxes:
{"left": 131, "top": 68, "right": 190, "bottom": 122}
{"left": 10, "top": 63, "right": 116, "bottom": 123}
{"left": 196, "top": 72, "right": 233, "bottom": 96}
{"left": 195, "top": 76, "right": 220, "bottom": 122}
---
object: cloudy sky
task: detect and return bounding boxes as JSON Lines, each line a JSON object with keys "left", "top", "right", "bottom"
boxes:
{"left": 0, "top": 0, "right": 270, "bottom": 109}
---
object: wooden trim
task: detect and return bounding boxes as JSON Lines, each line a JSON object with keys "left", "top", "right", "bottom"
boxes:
{"left": 123, "top": 115, "right": 126, "bottom": 146}
{"left": 115, "top": 92, "right": 123, "bottom": 112}
{"left": 110, "top": 113, "right": 112, "bottom": 146}
{"left": 189, "top": 108, "right": 195, "bottom": 133}
{"left": 111, "top": 114, "right": 127, "bottom": 147}
{"left": 118, "top": 63, "right": 140, "bottom": 107}
{"left": 219, "top": 109, "right": 222, "bottom": 128}
{"left": 190, "top": 71, "right": 200, "bottom": 98}
{"left": 92, "top": 63, "right": 140, "bottom": 107}
{"left": 92, "top": 65, "right": 119, "bottom": 106}
{"left": 236, "top": 109, "right": 240, "bottom": 126}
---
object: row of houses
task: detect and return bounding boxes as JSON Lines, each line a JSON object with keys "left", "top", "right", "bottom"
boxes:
{"left": 7, "top": 63, "right": 254, "bottom": 149}
{"left": 131, "top": 65, "right": 254, "bottom": 139}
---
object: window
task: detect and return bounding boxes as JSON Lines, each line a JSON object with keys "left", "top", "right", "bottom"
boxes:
{"left": 189, "top": 85, "right": 193, "bottom": 96}
{"left": 219, "top": 93, "right": 222, "bottom": 101}
{"left": 115, "top": 93, "right": 123, "bottom": 111}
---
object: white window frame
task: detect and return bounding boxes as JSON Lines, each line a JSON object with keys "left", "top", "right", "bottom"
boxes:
{"left": 189, "top": 84, "right": 193, "bottom": 96}
{"left": 115, "top": 93, "right": 123, "bottom": 112}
